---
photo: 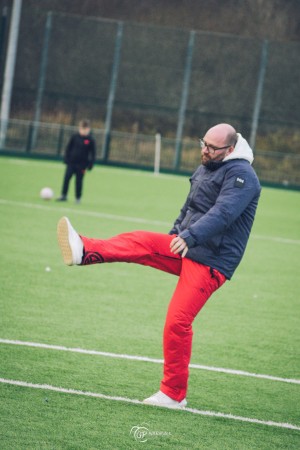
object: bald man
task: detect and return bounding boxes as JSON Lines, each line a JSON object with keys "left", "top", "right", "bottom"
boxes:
{"left": 57, "top": 123, "right": 261, "bottom": 409}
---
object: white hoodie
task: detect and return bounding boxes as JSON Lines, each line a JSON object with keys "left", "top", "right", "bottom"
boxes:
{"left": 222, "top": 133, "right": 254, "bottom": 165}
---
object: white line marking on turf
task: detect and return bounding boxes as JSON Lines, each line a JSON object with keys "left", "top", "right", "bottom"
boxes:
{"left": 0, "top": 339, "right": 299, "bottom": 385}
{"left": 0, "top": 378, "right": 299, "bottom": 431}
{"left": 6, "top": 159, "right": 182, "bottom": 180}
{"left": 252, "top": 234, "right": 300, "bottom": 245}
{"left": 0, "top": 198, "right": 300, "bottom": 244}
{"left": 0, "top": 198, "right": 169, "bottom": 227}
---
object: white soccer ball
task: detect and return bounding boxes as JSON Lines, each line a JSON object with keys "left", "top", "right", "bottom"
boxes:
{"left": 40, "top": 187, "right": 54, "bottom": 200}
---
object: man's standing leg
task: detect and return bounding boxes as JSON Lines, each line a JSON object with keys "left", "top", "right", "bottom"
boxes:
{"left": 159, "top": 260, "right": 226, "bottom": 402}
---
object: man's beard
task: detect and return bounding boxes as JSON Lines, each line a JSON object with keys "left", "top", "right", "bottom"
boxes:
{"left": 201, "top": 154, "right": 211, "bottom": 166}
{"left": 201, "top": 156, "right": 225, "bottom": 171}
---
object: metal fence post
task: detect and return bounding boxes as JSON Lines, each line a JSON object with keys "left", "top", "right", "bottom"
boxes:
{"left": 250, "top": 39, "right": 268, "bottom": 151}
{"left": 0, "top": 6, "right": 8, "bottom": 82}
{"left": 56, "top": 124, "right": 64, "bottom": 155}
{"left": 31, "top": 11, "right": 52, "bottom": 149}
{"left": 174, "top": 30, "right": 195, "bottom": 170}
{"left": 26, "top": 122, "right": 34, "bottom": 153}
{"left": 0, "top": 0, "right": 22, "bottom": 149}
{"left": 154, "top": 132, "right": 161, "bottom": 175}
{"left": 102, "top": 21, "right": 123, "bottom": 162}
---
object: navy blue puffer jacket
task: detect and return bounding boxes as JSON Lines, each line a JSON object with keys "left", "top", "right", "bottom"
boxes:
{"left": 170, "top": 134, "right": 261, "bottom": 279}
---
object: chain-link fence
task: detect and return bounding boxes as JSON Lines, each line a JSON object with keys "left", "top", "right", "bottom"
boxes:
{"left": 0, "top": 5, "right": 299, "bottom": 187}
{"left": 2, "top": 119, "right": 300, "bottom": 188}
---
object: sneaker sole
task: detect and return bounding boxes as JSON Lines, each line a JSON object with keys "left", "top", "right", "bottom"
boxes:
{"left": 143, "top": 402, "right": 186, "bottom": 409}
{"left": 143, "top": 399, "right": 187, "bottom": 409}
{"left": 57, "top": 217, "right": 73, "bottom": 265}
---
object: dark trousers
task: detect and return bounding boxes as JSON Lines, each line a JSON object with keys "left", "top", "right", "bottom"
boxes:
{"left": 61, "top": 165, "right": 85, "bottom": 199}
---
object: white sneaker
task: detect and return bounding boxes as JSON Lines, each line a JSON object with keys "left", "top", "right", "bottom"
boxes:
{"left": 143, "top": 391, "right": 187, "bottom": 409}
{"left": 57, "top": 217, "right": 83, "bottom": 265}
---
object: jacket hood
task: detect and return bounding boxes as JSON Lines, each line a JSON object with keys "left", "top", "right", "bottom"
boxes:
{"left": 222, "top": 133, "right": 254, "bottom": 165}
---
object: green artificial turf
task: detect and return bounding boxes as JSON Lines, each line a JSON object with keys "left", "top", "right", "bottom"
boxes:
{"left": 0, "top": 156, "right": 299, "bottom": 449}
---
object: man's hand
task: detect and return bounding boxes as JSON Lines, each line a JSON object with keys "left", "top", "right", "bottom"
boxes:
{"left": 170, "top": 236, "right": 188, "bottom": 258}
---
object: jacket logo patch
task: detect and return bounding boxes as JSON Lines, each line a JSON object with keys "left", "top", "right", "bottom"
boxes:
{"left": 234, "top": 176, "right": 245, "bottom": 188}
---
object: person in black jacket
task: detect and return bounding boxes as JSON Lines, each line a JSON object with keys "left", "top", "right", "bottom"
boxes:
{"left": 57, "top": 119, "right": 96, "bottom": 203}
{"left": 57, "top": 123, "right": 261, "bottom": 409}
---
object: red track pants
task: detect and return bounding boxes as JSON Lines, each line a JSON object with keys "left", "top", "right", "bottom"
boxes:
{"left": 81, "top": 230, "right": 226, "bottom": 401}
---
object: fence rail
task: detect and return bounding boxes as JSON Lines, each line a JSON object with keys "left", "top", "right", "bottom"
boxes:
{"left": 1, "top": 119, "right": 299, "bottom": 189}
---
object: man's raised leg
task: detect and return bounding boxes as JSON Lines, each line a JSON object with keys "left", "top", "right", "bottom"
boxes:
{"left": 57, "top": 216, "right": 182, "bottom": 275}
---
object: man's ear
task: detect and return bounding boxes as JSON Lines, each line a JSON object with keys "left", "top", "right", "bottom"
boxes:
{"left": 227, "top": 145, "right": 235, "bottom": 155}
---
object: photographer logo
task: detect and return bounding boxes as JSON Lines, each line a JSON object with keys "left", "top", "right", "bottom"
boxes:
{"left": 130, "top": 423, "right": 171, "bottom": 443}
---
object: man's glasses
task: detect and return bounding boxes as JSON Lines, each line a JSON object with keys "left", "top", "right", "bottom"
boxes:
{"left": 199, "top": 139, "right": 232, "bottom": 154}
